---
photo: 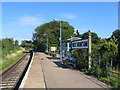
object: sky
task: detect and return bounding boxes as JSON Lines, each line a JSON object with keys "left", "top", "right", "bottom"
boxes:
{"left": 2, "top": 2, "right": 118, "bottom": 44}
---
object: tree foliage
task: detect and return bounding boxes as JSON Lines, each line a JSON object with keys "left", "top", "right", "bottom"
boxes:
{"left": 111, "top": 29, "right": 120, "bottom": 60}
{"left": 21, "top": 40, "right": 34, "bottom": 50}
{"left": 1, "top": 38, "right": 20, "bottom": 58}
{"left": 81, "top": 31, "right": 100, "bottom": 43}
{"left": 72, "top": 30, "right": 119, "bottom": 78}
{"left": 32, "top": 20, "right": 75, "bottom": 51}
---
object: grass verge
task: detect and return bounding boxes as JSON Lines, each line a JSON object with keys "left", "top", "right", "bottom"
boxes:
{"left": 0, "top": 50, "right": 24, "bottom": 70}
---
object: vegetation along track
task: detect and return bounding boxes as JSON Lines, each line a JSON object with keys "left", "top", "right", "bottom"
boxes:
{"left": 0, "top": 51, "right": 33, "bottom": 89}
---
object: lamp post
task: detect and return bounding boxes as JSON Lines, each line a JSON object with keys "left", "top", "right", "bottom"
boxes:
{"left": 54, "top": 19, "right": 62, "bottom": 62}
{"left": 44, "top": 34, "right": 48, "bottom": 52}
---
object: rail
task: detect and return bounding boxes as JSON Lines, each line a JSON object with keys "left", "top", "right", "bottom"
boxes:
{"left": 0, "top": 51, "right": 33, "bottom": 89}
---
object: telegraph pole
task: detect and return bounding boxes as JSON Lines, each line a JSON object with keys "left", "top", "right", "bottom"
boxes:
{"left": 46, "top": 34, "right": 48, "bottom": 52}
{"left": 44, "top": 34, "right": 48, "bottom": 52}
{"left": 53, "top": 19, "right": 62, "bottom": 62}
{"left": 60, "top": 21, "right": 63, "bottom": 62}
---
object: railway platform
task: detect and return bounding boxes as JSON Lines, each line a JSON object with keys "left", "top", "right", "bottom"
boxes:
{"left": 20, "top": 52, "right": 45, "bottom": 88}
{"left": 20, "top": 52, "right": 111, "bottom": 89}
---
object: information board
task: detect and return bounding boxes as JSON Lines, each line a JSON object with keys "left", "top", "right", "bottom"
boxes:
{"left": 50, "top": 47, "right": 57, "bottom": 51}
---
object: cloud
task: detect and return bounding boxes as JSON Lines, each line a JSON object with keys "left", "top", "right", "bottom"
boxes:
{"left": 60, "top": 13, "right": 76, "bottom": 19}
{"left": 11, "top": 16, "right": 44, "bottom": 26}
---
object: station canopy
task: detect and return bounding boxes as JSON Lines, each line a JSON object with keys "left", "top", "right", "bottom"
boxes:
{"left": 64, "top": 37, "right": 81, "bottom": 42}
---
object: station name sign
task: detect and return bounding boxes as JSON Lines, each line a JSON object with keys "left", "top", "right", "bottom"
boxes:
{"left": 63, "top": 39, "right": 88, "bottom": 49}
{"left": 72, "top": 39, "right": 88, "bottom": 49}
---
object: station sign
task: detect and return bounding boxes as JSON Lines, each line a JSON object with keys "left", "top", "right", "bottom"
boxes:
{"left": 62, "top": 31, "right": 91, "bottom": 69}
{"left": 72, "top": 39, "right": 88, "bottom": 49}
{"left": 62, "top": 39, "right": 88, "bottom": 50}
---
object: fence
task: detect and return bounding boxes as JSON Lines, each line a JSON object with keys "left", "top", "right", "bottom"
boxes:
{"left": 73, "top": 49, "right": 120, "bottom": 88}
{"left": 109, "top": 66, "right": 120, "bottom": 88}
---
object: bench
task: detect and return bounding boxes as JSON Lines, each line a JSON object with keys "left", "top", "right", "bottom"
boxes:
{"left": 47, "top": 52, "right": 52, "bottom": 56}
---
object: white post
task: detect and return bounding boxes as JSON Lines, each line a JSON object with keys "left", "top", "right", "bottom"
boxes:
{"left": 67, "top": 42, "right": 70, "bottom": 52}
{"left": 88, "top": 30, "right": 92, "bottom": 69}
{"left": 67, "top": 42, "right": 70, "bottom": 58}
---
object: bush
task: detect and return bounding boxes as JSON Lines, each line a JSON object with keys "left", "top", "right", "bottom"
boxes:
{"left": 71, "top": 37, "right": 119, "bottom": 88}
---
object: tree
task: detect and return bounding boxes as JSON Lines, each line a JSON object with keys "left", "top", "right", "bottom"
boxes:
{"left": 1, "top": 38, "right": 20, "bottom": 57}
{"left": 15, "top": 40, "right": 19, "bottom": 46}
{"left": 112, "top": 29, "right": 120, "bottom": 42}
{"left": 2, "top": 38, "right": 14, "bottom": 53}
{"left": 99, "top": 41, "right": 118, "bottom": 77}
{"left": 0, "top": 39, "right": 2, "bottom": 47}
{"left": 21, "top": 40, "right": 34, "bottom": 50}
{"left": 32, "top": 20, "right": 75, "bottom": 52}
{"left": 81, "top": 31, "right": 100, "bottom": 43}
{"left": 111, "top": 29, "right": 120, "bottom": 60}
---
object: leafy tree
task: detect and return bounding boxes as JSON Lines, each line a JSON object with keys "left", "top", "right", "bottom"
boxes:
{"left": 98, "top": 41, "right": 118, "bottom": 77}
{"left": 111, "top": 29, "right": 120, "bottom": 60}
{"left": 0, "top": 40, "right": 2, "bottom": 47}
{"left": 112, "top": 29, "right": 120, "bottom": 42}
{"left": 72, "top": 31, "right": 118, "bottom": 77}
{"left": 32, "top": 20, "right": 75, "bottom": 52}
{"left": 81, "top": 31, "right": 100, "bottom": 43}
{"left": 2, "top": 38, "right": 14, "bottom": 53}
{"left": 72, "top": 49, "right": 88, "bottom": 69}
{"left": 21, "top": 40, "right": 34, "bottom": 50}
{"left": 99, "top": 41, "right": 118, "bottom": 56}
{"left": 1, "top": 38, "right": 20, "bottom": 57}
{"left": 15, "top": 40, "right": 19, "bottom": 46}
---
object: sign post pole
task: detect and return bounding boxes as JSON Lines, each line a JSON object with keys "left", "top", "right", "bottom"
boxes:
{"left": 88, "top": 30, "right": 92, "bottom": 69}
{"left": 47, "top": 34, "right": 48, "bottom": 52}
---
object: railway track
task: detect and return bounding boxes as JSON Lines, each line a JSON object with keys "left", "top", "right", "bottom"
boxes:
{"left": 0, "top": 52, "right": 33, "bottom": 89}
